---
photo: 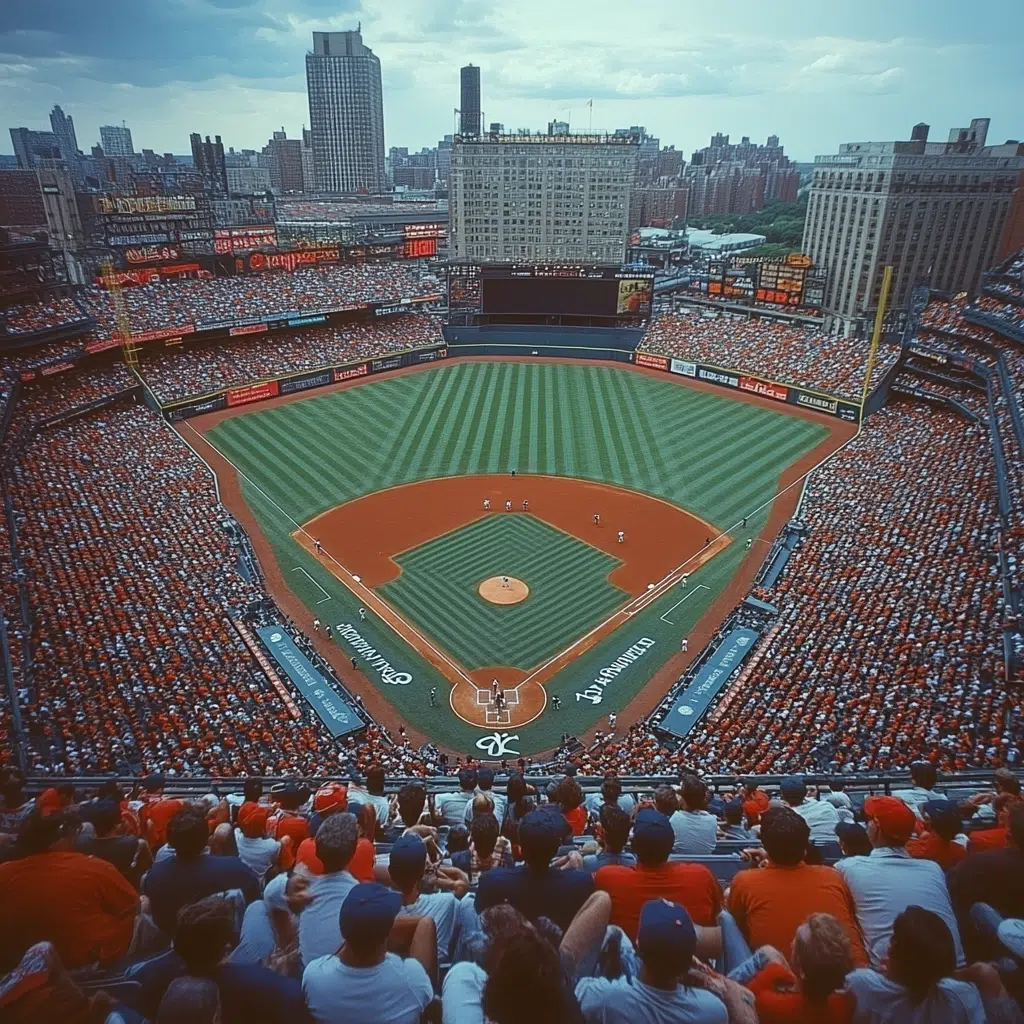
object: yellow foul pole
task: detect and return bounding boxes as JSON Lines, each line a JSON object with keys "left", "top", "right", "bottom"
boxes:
{"left": 859, "top": 264, "right": 893, "bottom": 418}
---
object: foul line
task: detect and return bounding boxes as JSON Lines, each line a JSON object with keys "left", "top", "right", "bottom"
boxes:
{"left": 290, "top": 566, "right": 331, "bottom": 604}
{"left": 179, "top": 422, "right": 477, "bottom": 688}
{"left": 660, "top": 584, "right": 709, "bottom": 625}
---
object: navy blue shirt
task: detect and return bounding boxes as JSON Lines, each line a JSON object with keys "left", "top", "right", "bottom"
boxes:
{"left": 476, "top": 865, "right": 594, "bottom": 932}
{"left": 143, "top": 855, "right": 260, "bottom": 935}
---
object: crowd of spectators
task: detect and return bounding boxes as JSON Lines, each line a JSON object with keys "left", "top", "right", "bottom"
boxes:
{"left": 2, "top": 766, "right": 1023, "bottom": 1023}
{"left": 2, "top": 295, "right": 91, "bottom": 336}
{"left": 81, "top": 261, "right": 442, "bottom": 339}
{"left": 975, "top": 296, "right": 1024, "bottom": 340}
{"left": 640, "top": 309, "right": 900, "bottom": 400}
{"left": 10, "top": 362, "right": 138, "bottom": 437}
{"left": 138, "top": 315, "right": 443, "bottom": 404}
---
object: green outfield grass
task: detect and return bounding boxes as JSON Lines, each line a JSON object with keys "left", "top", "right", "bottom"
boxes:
{"left": 205, "top": 360, "right": 829, "bottom": 756}
{"left": 380, "top": 514, "right": 625, "bottom": 670}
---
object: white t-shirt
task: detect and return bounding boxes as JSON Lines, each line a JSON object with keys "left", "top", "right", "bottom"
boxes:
{"left": 789, "top": 798, "right": 840, "bottom": 842}
{"left": 401, "top": 891, "right": 460, "bottom": 961}
{"left": 233, "top": 830, "right": 281, "bottom": 878}
{"left": 575, "top": 976, "right": 729, "bottom": 1023}
{"left": 441, "top": 960, "right": 486, "bottom": 1024}
{"left": 668, "top": 810, "right": 718, "bottom": 855}
{"left": 435, "top": 791, "right": 474, "bottom": 827}
{"left": 844, "top": 967, "right": 984, "bottom": 1023}
{"left": 297, "top": 870, "right": 360, "bottom": 966}
{"left": 303, "top": 952, "right": 433, "bottom": 1024}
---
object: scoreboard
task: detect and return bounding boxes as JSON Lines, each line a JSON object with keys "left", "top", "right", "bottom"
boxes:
{"left": 698, "top": 253, "right": 826, "bottom": 311}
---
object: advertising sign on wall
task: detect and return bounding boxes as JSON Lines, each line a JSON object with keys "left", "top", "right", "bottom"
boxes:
{"left": 670, "top": 358, "right": 696, "bottom": 377}
{"left": 229, "top": 323, "right": 269, "bottom": 337}
{"left": 635, "top": 352, "right": 669, "bottom": 371}
{"left": 226, "top": 380, "right": 280, "bottom": 407}
{"left": 334, "top": 363, "right": 369, "bottom": 382}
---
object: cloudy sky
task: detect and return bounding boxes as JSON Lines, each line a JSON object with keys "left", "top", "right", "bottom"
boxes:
{"left": 2, "top": 0, "right": 1021, "bottom": 161}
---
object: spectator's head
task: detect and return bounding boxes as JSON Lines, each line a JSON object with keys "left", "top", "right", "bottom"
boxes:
{"left": 142, "top": 774, "right": 167, "bottom": 796}
{"left": 993, "top": 769, "right": 1020, "bottom": 798}
{"left": 313, "top": 782, "right": 348, "bottom": 818}
{"left": 471, "top": 812, "right": 500, "bottom": 859}
{"left": 365, "top": 765, "right": 385, "bottom": 796}
{"left": 791, "top": 913, "right": 855, "bottom": 1002}
{"left": 472, "top": 793, "right": 495, "bottom": 819}
{"left": 483, "top": 922, "right": 565, "bottom": 1024}
{"left": 339, "top": 882, "right": 402, "bottom": 962}
{"left": 458, "top": 767, "right": 478, "bottom": 792}
{"left": 921, "top": 800, "right": 962, "bottom": 842}
{"left": 909, "top": 762, "right": 938, "bottom": 791}
{"left": 241, "top": 779, "right": 262, "bottom": 804}
{"left": 447, "top": 825, "right": 470, "bottom": 854}
{"left": 760, "top": 806, "right": 811, "bottom": 866}
{"left": 90, "top": 799, "right": 122, "bottom": 837}
{"left": 236, "top": 802, "right": 269, "bottom": 840}
{"left": 16, "top": 809, "right": 80, "bottom": 856}
{"left": 388, "top": 834, "right": 427, "bottom": 894}
{"left": 863, "top": 796, "right": 916, "bottom": 849}
{"left": 779, "top": 776, "right": 807, "bottom": 807}
{"left": 173, "top": 897, "right": 235, "bottom": 972}
{"left": 556, "top": 776, "right": 584, "bottom": 813}
{"left": 829, "top": 779, "right": 846, "bottom": 793}
{"left": 397, "top": 783, "right": 426, "bottom": 827}
{"left": 477, "top": 767, "right": 495, "bottom": 792}
{"left": 167, "top": 806, "right": 210, "bottom": 860}
{"left": 993, "top": 792, "right": 1019, "bottom": 828}
{"left": 835, "top": 821, "right": 872, "bottom": 857}
{"left": 598, "top": 804, "right": 631, "bottom": 854}
{"left": 741, "top": 778, "right": 760, "bottom": 796}
{"left": 637, "top": 898, "right": 697, "bottom": 983}
{"left": 1008, "top": 802, "right": 1024, "bottom": 850}
{"left": 209, "top": 823, "right": 234, "bottom": 857}
{"left": 632, "top": 808, "right": 674, "bottom": 868}
{"left": 679, "top": 774, "right": 707, "bottom": 812}
{"left": 517, "top": 809, "right": 563, "bottom": 870}
{"left": 270, "top": 781, "right": 308, "bottom": 812}
{"left": 886, "top": 906, "right": 957, "bottom": 1003}
{"left": 653, "top": 785, "right": 678, "bottom": 817}
{"left": 315, "top": 812, "right": 358, "bottom": 873}
{"left": 157, "top": 977, "right": 221, "bottom": 1024}
{"left": 0, "top": 770, "right": 25, "bottom": 809}
{"left": 723, "top": 799, "right": 745, "bottom": 827}
{"left": 601, "top": 773, "right": 622, "bottom": 805}
{"left": 506, "top": 772, "right": 526, "bottom": 806}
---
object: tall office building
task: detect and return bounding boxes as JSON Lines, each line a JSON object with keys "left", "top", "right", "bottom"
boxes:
{"left": 305, "top": 28, "right": 385, "bottom": 193}
{"left": 459, "top": 64, "right": 481, "bottom": 138}
{"left": 803, "top": 119, "right": 1024, "bottom": 332}
{"left": 190, "top": 133, "right": 229, "bottom": 196}
{"left": 450, "top": 132, "right": 638, "bottom": 263}
{"left": 262, "top": 130, "right": 305, "bottom": 194}
{"left": 9, "top": 128, "right": 60, "bottom": 169}
{"left": 49, "top": 106, "right": 82, "bottom": 183}
{"left": 100, "top": 124, "right": 134, "bottom": 157}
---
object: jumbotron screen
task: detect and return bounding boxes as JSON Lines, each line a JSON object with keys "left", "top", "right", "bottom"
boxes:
{"left": 449, "top": 264, "right": 655, "bottom": 323}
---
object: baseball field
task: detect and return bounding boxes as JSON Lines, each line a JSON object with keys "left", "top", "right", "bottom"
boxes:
{"left": 189, "top": 358, "right": 847, "bottom": 758}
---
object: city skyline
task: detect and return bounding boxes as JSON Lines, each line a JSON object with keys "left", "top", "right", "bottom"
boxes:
{"left": 1, "top": 0, "right": 1021, "bottom": 162}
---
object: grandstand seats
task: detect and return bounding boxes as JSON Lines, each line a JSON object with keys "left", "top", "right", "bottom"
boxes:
{"left": 2, "top": 296, "right": 90, "bottom": 337}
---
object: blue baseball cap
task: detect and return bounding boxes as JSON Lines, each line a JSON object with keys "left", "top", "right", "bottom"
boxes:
{"left": 477, "top": 767, "right": 494, "bottom": 787}
{"left": 518, "top": 807, "right": 566, "bottom": 844}
{"left": 780, "top": 776, "right": 807, "bottom": 797}
{"left": 389, "top": 833, "right": 427, "bottom": 875}
{"left": 637, "top": 899, "right": 697, "bottom": 964}
{"left": 632, "top": 808, "right": 674, "bottom": 860}
{"left": 458, "top": 768, "right": 478, "bottom": 788}
{"left": 339, "top": 883, "right": 402, "bottom": 945}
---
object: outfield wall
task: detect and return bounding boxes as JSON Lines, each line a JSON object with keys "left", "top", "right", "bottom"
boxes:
{"left": 633, "top": 351, "right": 862, "bottom": 423}
{"left": 443, "top": 324, "right": 643, "bottom": 362}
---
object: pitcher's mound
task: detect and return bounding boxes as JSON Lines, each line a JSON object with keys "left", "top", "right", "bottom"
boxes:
{"left": 479, "top": 576, "right": 529, "bottom": 605}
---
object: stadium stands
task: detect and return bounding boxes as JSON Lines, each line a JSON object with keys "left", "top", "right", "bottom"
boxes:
{"left": 1, "top": 295, "right": 91, "bottom": 337}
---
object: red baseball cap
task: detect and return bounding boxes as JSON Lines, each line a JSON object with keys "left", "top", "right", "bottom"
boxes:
{"left": 237, "top": 802, "right": 270, "bottom": 838}
{"left": 314, "top": 783, "right": 348, "bottom": 814}
{"left": 864, "top": 795, "right": 916, "bottom": 844}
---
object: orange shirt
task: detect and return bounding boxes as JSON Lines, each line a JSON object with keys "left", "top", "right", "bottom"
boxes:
{"left": 564, "top": 806, "right": 587, "bottom": 837}
{"left": 907, "top": 832, "right": 967, "bottom": 871}
{"left": 727, "top": 863, "right": 867, "bottom": 967}
{"left": 968, "top": 827, "right": 1008, "bottom": 853}
{"left": 139, "top": 797, "right": 184, "bottom": 851}
{"left": 0, "top": 852, "right": 138, "bottom": 968}
{"left": 295, "top": 836, "right": 375, "bottom": 882}
{"left": 746, "top": 961, "right": 855, "bottom": 1024}
{"left": 596, "top": 862, "right": 722, "bottom": 939}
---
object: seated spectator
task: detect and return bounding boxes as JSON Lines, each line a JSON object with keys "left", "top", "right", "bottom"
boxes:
{"left": 466, "top": 767, "right": 506, "bottom": 826}
{"left": 295, "top": 783, "right": 356, "bottom": 876}
{"left": 500, "top": 772, "right": 536, "bottom": 848}
{"left": 835, "top": 822, "right": 873, "bottom": 859}
{"left": 138, "top": 775, "right": 186, "bottom": 853}
{"left": 388, "top": 833, "right": 461, "bottom": 961}
{"left": 234, "top": 802, "right": 284, "bottom": 879}
{"left": 76, "top": 797, "right": 152, "bottom": 889}
{"left": 265, "top": 782, "right": 311, "bottom": 868}
{"left": 744, "top": 913, "right": 856, "bottom": 1024}
{"left": 476, "top": 808, "right": 595, "bottom": 932}
{"left": 583, "top": 804, "right": 637, "bottom": 872}
{"left": 719, "top": 799, "right": 756, "bottom": 842}
{"left": 384, "top": 783, "right": 430, "bottom": 841}
{"left": 144, "top": 806, "right": 260, "bottom": 937}
{"left": 352, "top": 764, "right": 390, "bottom": 830}
{"left": 836, "top": 796, "right": 964, "bottom": 967}
{"left": 0, "top": 809, "right": 152, "bottom": 971}
{"left": 668, "top": 775, "right": 718, "bottom": 855}
{"left": 557, "top": 776, "right": 588, "bottom": 837}
{"left": 575, "top": 899, "right": 729, "bottom": 1023}
{"left": 35, "top": 783, "right": 75, "bottom": 818}
{"left": 967, "top": 793, "right": 1017, "bottom": 853}
{"left": 585, "top": 772, "right": 636, "bottom": 820}
{"left": 452, "top": 811, "right": 514, "bottom": 880}
{"left": 740, "top": 779, "right": 770, "bottom": 827}
{"left": 779, "top": 777, "right": 839, "bottom": 842}
{"left": 723, "top": 807, "right": 867, "bottom": 969}
{"left": 302, "top": 882, "right": 435, "bottom": 1024}
{"left": 596, "top": 808, "right": 722, "bottom": 941}
{"left": 0, "top": 770, "right": 33, "bottom": 842}
{"left": 820, "top": 781, "right": 855, "bottom": 824}
{"left": 907, "top": 800, "right": 967, "bottom": 871}
{"left": 436, "top": 769, "right": 477, "bottom": 827}
{"left": 893, "top": 762, "right": 945, "bottom": 818}
{"left": 963, "top": 769, "right": 1022, "bottom": 826}
{"left": 157, "top": 976, "right": 221, "bottom": 1024}
{"left": 844, "top": 906, "right": 997, "bottom": 1022}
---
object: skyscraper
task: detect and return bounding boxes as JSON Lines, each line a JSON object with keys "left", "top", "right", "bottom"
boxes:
{"left": 190, "top": 133, "right": 229, "bottom": 196}
{"left": 49, "top": 105, "right": 82, "bottom": 184}
{"left": 459, "top": 64, "right": 481, "bottom": 138}
{"left": 305, "top": 28, "right": 385, "bottom": 193}
{"left": 100, "top": 124, "right": 134, "bottom": 157}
